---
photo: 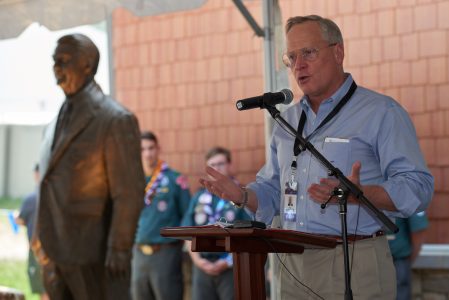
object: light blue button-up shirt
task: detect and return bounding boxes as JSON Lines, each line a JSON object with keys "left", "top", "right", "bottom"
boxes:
{"left": 248, "top": 74, "right": 434, "bottom": 235}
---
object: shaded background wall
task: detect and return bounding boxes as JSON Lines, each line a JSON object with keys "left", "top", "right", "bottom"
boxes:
{"left": 113, "top": 0, "right": 267, "bottom": 190}
{"left": 112, "top": 0, "right": 449, "bottom": 243}
{"left": 0, "top": 125, "right": 44, "bottom": 198}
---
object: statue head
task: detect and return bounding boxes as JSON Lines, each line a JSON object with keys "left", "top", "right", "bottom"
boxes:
{"left": 52, "top": 34, "right": 100, "bottom": 96}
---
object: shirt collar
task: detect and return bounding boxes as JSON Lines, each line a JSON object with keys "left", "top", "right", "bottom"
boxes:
{"left": 300, "top": 73, "right": 354, "bottom": 113}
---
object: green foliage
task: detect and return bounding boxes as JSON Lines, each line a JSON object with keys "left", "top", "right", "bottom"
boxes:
{"left": 0, "top": 197, "right": 22, "bottom": 210}
{"left": 0, "top": 260, "right": 39, "bottom": 300}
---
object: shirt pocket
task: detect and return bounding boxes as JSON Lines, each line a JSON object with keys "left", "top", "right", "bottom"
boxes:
{"left": 321, "top": 137, "right": 352, "bottom": 177}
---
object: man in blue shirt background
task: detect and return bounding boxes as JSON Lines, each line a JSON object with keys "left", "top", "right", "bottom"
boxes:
{"left": 388, "top": 213, "right": 429, "bottom": 300}
{"left": 16, "top": 164, "right": 49, "bottom": 300}
{"left": 200, "top": 15, "right": 434, "bottom": 299}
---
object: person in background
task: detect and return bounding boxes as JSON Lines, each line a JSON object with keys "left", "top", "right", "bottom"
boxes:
{"left": 15, "top": 164, "right": 49, "bottom": 300}
{"left": 388, "top": 212, "right": 429, "bottom": 300}
{"left": 182, "top": 146, "right": 251, "bottom": 300}
{"left": 131, "top": 131, "right": 191, "bottom": 300}
{"left": 200, "top": 15, "right": 433, "bottom": 299}
{"left": 36, "top": 33, "right": 145, "bottom": 300}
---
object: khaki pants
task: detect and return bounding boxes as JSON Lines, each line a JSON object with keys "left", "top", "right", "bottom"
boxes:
{"left": 277, "top": 236, "right": 396, "bottom": 300}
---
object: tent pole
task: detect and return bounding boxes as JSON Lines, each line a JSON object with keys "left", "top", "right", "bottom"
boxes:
{"left": 106, "top": 11, "right": 115, "bottom": 99}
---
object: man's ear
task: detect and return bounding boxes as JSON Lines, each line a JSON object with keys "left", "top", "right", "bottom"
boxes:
{"left": 81, "top": 57, "right": 94, "bottom": 77}
{"left": 84, "top": 62, "right": 93, "bottom": 77}
{"left": 334, "top": 43, "right": 344, "bottom": 65}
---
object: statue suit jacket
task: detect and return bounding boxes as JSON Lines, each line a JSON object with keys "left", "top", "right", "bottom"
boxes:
{"left": 37, "top": 81, "right": 145, "bottom": 265}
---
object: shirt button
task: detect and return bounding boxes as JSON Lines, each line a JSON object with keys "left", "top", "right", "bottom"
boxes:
{"left": 299, "top": 222, "right": 304, "bottom": 226}
{"left": 302, "top": 168, "right": 307, "bottom": 173}
{"left": 300, "top": 195, "right": 304, "bottom": 200}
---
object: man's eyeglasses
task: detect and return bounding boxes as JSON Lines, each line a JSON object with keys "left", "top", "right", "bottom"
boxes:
{"left": 282, "top": 43, "right": 337, "bottom": 68}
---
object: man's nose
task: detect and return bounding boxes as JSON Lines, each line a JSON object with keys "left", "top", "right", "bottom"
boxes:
{"left": 293, "top": 55, "right": 307, "bottom": 70}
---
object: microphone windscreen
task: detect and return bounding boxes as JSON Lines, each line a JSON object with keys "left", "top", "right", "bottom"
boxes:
{"left": 280, "top": 89, "right": 294, "bottom": 105}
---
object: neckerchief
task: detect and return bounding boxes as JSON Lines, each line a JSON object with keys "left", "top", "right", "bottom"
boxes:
{"left": 144, "top": 160, "right": 169, "bottom": 205}
{"left": 202, "top": 177, "right": 239, "bottom": 223}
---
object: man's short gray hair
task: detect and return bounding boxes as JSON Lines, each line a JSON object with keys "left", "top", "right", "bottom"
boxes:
{"left": 285, "top": 15, "right": 343, "bottom": 45}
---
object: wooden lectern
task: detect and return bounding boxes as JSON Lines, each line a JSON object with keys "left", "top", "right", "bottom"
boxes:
{"left": 161, "top": 226, "right": 338, "bottom": 300}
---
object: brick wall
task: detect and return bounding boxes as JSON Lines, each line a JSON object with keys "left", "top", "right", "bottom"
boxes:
{"left": 113, "top": 0, "right": 449, "bottom": 243}
{"left": 113, "top": 0, "right": 266, "bottom": 194}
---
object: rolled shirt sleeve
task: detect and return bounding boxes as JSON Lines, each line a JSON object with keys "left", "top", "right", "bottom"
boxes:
{"left": 377, "top": 104, "right": 434, "bottom": 217}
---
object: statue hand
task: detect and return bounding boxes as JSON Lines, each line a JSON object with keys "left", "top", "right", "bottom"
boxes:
{"left": 105, "top": 248, "right": 131, "bottom": 280}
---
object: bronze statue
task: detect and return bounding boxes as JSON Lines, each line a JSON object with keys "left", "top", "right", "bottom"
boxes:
{"left": 35, "top": 34, "right": 145, "bottom": 300}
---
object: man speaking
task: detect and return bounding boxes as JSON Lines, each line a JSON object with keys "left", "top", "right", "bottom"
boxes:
{"left": 200, "top": 15, "right": 433, "bottom": 299}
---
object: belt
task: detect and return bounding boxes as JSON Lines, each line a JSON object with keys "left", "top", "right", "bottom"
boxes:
{"left": 138, "top": 241, "right": 181, "bottom": 255}
{"left": 321, "top": 230, "right": 385, "bottom": 243}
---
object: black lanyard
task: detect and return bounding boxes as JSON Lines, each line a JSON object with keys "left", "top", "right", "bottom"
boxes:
{"left": 293, "top": 81, "right": 357, "bottom": 157}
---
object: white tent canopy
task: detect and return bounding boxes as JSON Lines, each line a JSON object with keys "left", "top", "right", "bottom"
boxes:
{"left": 0, "top": 22, "right": 110, "bottom": 125}
{"left": 0, "top": 0, "right": 209, "bottom": 124}
{"left": 0, "top": 0, "right": 207, "bottom": 39}
{"left": 0, "top": 0, "right": 287, "bottom": 126}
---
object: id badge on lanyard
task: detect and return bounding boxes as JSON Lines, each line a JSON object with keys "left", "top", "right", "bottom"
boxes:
{"left": 283, "top": 81, "right": 357, "bottom": 225}
{"left": 283, "top": 157, "right": 298, "bottom": 223}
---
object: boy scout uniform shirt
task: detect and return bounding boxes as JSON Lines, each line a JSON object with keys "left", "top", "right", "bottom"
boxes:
{"left": 388, "top": 212, "right": 429, "bottom": 259}
{"left": 182, "top": 188, "right": 251, "bottom": 259}
{"left": 135, "top": 168, "right": 190, "bottom": 244}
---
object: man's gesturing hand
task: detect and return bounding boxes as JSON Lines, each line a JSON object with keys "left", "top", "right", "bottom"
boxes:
{"left": 308, "top": 161, "right": 362, "bottom": 205}
{"left": 199, "top": 166, "right": 243, "bottom": 203}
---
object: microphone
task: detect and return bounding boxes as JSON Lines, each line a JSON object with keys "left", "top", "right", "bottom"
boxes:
{"left": 236, "top": 89, "right": 294, "bottom": 111}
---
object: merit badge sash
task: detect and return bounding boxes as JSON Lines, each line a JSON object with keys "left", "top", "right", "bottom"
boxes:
{"left": 144, "top": 160, "right": 169, "bottom": 205}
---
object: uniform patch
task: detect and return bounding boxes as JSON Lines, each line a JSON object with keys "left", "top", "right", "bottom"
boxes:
{"left": 158, "top": 187, "right": 169, "bottom": 193}
{"left": 176, "top": 175, "right": 189, "bottom": 190}
{"left": 157, "top": 200, "right": 168, "bottom": 212}
{"left": 160, "top": 176, "right": 169, "bottom": 187}
{"left": 195, "top": 204, "right": 205, "bottom": 213}
{"left": 225, "top": 210, "right": 236, "bottom": 222}
{"left": 195, "top": 212, "right": 207, "bottom": 225}
{"left": 203, "top": 205, "right": 213, "bottom": 215}
{"left": 199, "top": 193, "right": 212, "bottom": 204}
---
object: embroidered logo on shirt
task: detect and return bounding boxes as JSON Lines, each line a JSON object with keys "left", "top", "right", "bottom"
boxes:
{"left": 195, "top": 212, "right": 207, "bottom": 225}
{"left": 160, "top": 176, "right": 169, "bottom": 187}
{"left": 225, "top": 210, "right": 236, "bottom": 222}
{"left": 176, "top": 175, "right": 189, "bottom": 190}
{"left": 199, "top": 193, "right": 212, "bottom": 204}
{"left": 158, "top": 187, "right": 169, "bottom": 193}
{"left": 157, "top": 200, "right": 168, "bottom": 212}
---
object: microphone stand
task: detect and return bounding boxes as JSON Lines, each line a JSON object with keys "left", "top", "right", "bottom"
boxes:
{"left": 264, "top": 104, "right": 398, "bottom": 300}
